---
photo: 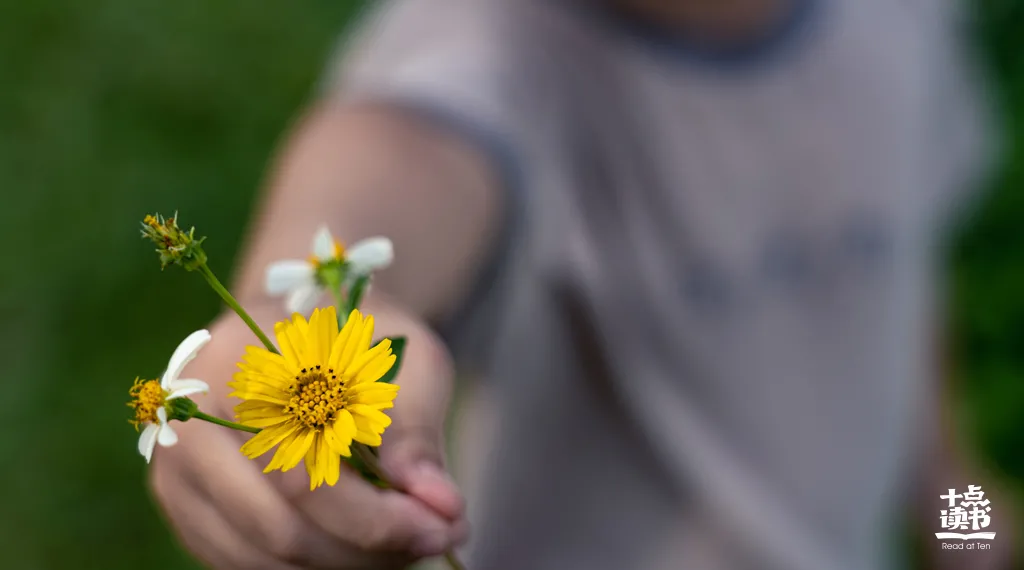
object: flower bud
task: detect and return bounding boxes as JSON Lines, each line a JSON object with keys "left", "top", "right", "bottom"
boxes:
{"left": 166, "top": 396, "right": 199, "bottom": 422}
{"left": 140, "top": 212, "right": 207, "bottom": 270}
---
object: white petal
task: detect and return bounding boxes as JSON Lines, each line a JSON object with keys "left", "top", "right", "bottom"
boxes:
{"left": 311, "top": 224, "right": 337, "bottom": 261}
{"left": 346, "top": 237, "right": 394, "bottom": 275}
{"left": 138, "top": 424, "right": 160, "bottom": 463}
{"left": 167, "top": 378, "right": 210, "bottom": 400}
{"left": 163, "top": 329, "right": 211, "bottom": 386}
{"left": 286, "top": 283, "right": 322, "bottom": 316}
{"left": 158, "top": 423, "right": 179, "bottom": 447}
{"left": 157, "top": 406, "right": 169, "bottom": 424}
{"left": 265, "top": 260, "right": 315, "bottom": 295}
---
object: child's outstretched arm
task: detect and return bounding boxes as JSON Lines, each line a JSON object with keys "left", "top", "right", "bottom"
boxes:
{"left": 149, "top": 100, "right": 503, "bottom": 569}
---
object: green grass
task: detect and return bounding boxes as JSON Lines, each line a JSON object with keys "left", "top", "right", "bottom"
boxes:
{"left": 0, "top": 1, "right": 364, "bottom": 568}
{"left": 0, "top": 0, "right": 1021, "bottom": 569}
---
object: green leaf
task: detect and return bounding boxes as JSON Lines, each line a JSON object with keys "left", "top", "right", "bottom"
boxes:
{"left": 347, "top": 274, "right": 370, "bottom": 312}
{"left": 377, "top": 336, "right": 406, "bottom": 384}
{"left": 342, "top": 452, "right": 386, "bottom": 486}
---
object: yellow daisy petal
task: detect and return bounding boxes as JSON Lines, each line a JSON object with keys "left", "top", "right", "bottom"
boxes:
{"left": 232, "top": 374, "right": 290, "bottom": 394}
{"left": 228, "top": 391, "right": 290, "bottom": 406}
{"left": 352, "top": 428, "right": 383, "bottom": 447}
{"left": 327, "top": 314, "right": 356, "bottom": 370}
{"left": 355, "top": 314, "right": 375, "bottom": 355}
{"left": 322, "top": 306, "right": 339, "bottom": 337}
{"left": 304, "top": 435, "right": 322, "bottom": 490}
{"left": 274, "top": 320, "right": 303, "bottom": 368}
{"left": 228, "top": 380, "right": 290, "bottom": 401}
{"left": 350, "top": 387, "right": 400, "bottom": 406}
{"left": 240, "top": 421, "right": 299, "bottom": 459}
{"left": 290, "top": 311, "right": 310, "bottom": 337}
{"left": 236, "top": 406, "right": 287, "bottom": 420}
{"left": 348, "top": 404, "right": 393, "bottom": 428}
{"left": 316, "top": 434, "right": 332, "bottom": 486}
{"left": 351, "top": 413, "right": 384, "bottom": 445}
{"left": 306, "top": 309, "right": 325, "bottom": 365}
{"left": 324, "top": 444, "right": 341, "bottom": 486}
{"left": 235, "top": 405, "right": 284, "bottom": 422}
{"left": 336, "top": 408, "right": 358, "bottom": 437}
{"left": 353, "top": 353, "right": 397, "bottom": 385}
{"left": 307, "top": 307, "right": 338, "bottom": 365}
{"left": 277, "top": 428, "right": 317, "bottom": 473}
{"left": 234, "top": 397, "right": 278, "bottom": 411}
{"left": 241, "top": 346, "right": 294, "bottom": 379}
{"left": 238, "top": 413, "right": 288, "bottom": 425}
{"left": 331, "top": 310, "right": 365, "bottom": 372}
{"left": 291, "top": 313, "right": 314, "bottom": 361}
{"left": 345, "top": 382, "right": 400, "bottom": 396}
{"left": 344, "top": 338, "right": 391, "bottom": 377}
{"left": 234, "top": 400, "right": 282, "bottom": 414}
{"left": 241, "top": 415, "right": 292, "bottom": 429}
{"left": 352, "top": 409, "right": 389, "bottom": 429}
{"left": 234, "top": 367, "right": 293, "bottom": 390}
{"left": 265, "top": 429, "right": 303, "bottom": 472}
{"left": 237, "top": 412, "right": 285, "bottom": 423}
{"left": 325, "top": 411, "right": 355, "bottom": 456}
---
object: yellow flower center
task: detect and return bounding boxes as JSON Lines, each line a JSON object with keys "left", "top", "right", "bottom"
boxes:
{"left": 308, "top": 240, "right": 347, "bottom": 269}
{"left": 284, "top": 365, "right": 348, "bottom": 429}
{"left": 128, "top": 378, "right": 166, "bottom": 430}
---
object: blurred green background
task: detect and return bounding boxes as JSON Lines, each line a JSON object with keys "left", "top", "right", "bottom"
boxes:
{"left": 0, "top": 1, "right": 364, "bottom": 568}
{"left": 0, "top": 0, "right": 1021, "bottom": 569}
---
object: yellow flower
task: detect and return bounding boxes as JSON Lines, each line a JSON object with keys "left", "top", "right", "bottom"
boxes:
{"left": 230, "top": 306, "right": 399, "bottom": 489}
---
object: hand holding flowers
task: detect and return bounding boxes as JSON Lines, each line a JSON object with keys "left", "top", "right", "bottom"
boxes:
{"left": 130, "top": 213, "right": 465, "bottom": 569}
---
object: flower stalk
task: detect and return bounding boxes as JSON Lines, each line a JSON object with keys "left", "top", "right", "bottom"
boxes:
{"left": 352, "top": 443, "right": 390, "bottom": 483}
{"left": 159, "top": 395, "right": 262, "bottom": 434}
{"left": 192, "top": 410, "right": 262, "bottom": 434}
{"left": 347, "top": 274, "right": 370, "bottom": 315}
{"left": 195, "top": 259, "right": 279, "bottom": 354}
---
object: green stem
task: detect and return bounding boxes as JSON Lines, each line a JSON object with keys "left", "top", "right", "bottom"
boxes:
{"left": 352, "top": 443, "right": 389, "bottom": 485}
{"left": 332, "top": 286, "right": 348, "bottom": 329}
{"left": 196, "top": 261, "right": 278, "bottom": 354}
{"left": 347, "top": 275, "right": 369, "bottom": 313}
{"left": 321, "top": 268, "right": 348, "bottom": 328}
{"left": 193, "top": 411, "right": 262, "bottom": 434}
{"left": 351, "top": 443, "right": 467, "bottom": 570}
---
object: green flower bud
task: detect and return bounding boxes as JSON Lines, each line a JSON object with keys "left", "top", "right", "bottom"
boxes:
{"left": 166, "top": 396, "right": 199, "bottom": 422}
{"left": 140, "top": 212, "right": 207, "bottom": 270}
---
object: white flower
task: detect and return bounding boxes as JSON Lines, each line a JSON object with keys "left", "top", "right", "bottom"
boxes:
{"left": 132, "top": 329, "right": 212, "bottom": 463}
{"left": 264, "top": 224, "right": 393, "bottom": 315}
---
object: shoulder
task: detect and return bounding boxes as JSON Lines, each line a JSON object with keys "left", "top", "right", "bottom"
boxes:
{"left": 324, "top": 0, "right": 528, "bottom": 95}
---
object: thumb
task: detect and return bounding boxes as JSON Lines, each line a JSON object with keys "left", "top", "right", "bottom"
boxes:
{"left": 379, "top": 424, "right": 464, "bottom": 522}
{"left": 375, "top": 326, "right": 464, "bottom": 523}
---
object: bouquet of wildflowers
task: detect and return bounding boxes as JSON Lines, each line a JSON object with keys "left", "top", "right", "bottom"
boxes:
{"left": 128, "top": 213, "right": 464, "bottom": 569}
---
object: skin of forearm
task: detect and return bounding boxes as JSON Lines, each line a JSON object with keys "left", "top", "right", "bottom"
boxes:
{"left": 228, "top": 101, "right": 502, "bottom": 324}
{"left": 202, "top": 100, "right": 499, "bottom": 430}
